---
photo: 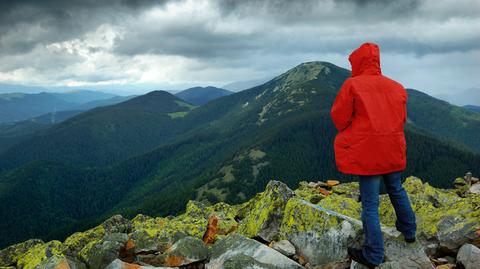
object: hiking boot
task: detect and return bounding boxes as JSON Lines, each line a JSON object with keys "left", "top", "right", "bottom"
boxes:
{"left": 405, "top": 236, "right": 416, "bottom": 243}
{"left": 347, "top": 247, "right": 379, "bottom": 269}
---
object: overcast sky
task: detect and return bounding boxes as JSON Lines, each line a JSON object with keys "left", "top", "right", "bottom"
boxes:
{"left": 0, "top": 0, "right": 478, "bottom": 95}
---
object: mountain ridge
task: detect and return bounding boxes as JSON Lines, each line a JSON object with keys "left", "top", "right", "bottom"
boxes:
{"left": 175, "top": 86, "right": 233, "bottom": 105}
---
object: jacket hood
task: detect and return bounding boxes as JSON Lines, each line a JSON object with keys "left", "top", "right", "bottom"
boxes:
{"left": 348, "top": 42, "right": 382, "bottom": 77}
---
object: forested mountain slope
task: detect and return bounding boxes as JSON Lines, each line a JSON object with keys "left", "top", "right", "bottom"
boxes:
{"left": 0, "top": 61, "right": 479, "bottom": 248}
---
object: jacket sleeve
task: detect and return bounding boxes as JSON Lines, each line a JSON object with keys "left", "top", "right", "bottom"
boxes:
{"left": 331, "top": 79, "right": 354, "bottom": 131}
{"left": 403, "top": 89, "right": 408, "bottom": 123}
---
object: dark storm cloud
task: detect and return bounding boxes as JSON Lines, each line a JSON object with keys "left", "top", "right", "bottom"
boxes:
{"left": 0, "top": 0, "right": 169, "bottom": 55}
{"left": 113, "top": 19, "right": 262, "bottom": 58}
{"left": 0, "top": 0, "right": 477, "bottom": 95}
{"left": 215, "top": 0, "right": 422, "bottom": 21}
{"left": 110, "top": 0, "right": 478, "bottom": 61}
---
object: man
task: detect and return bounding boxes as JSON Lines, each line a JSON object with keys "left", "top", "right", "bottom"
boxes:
{"left": 330, "top": 42, "right": 417, "bottom": 268}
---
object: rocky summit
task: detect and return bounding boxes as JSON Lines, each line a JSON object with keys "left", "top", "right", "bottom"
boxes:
{"left": 1, "top": 176, "right": 479, "bottom": 269}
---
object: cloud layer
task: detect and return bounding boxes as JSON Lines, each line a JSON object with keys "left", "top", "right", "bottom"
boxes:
{"left": 0, "top": 0, "right": 478, "bottom": 95}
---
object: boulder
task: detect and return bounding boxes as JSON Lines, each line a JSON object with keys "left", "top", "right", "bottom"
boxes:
{"left": 0, "top": 239, "right": 44, "bottom": 267}
{"left": 32, "top": 255, "right": 86, "bottom": 269}
{"left": 79, "top": 233, "right": 129, "bottom": 269}
{"left": 469, "top": 183, "right": 480, "bottom": 195}
{"left": 237, "top": 180, "right": 295, "bottom": 242}
{"left": 129, "top": 201, "right": 238, "bottom": 254}
{"left": 206, "top": 234, "right": 303, "bottom": 269}
{"left": 105, "top": 259, "right": 178, "bottom": 269}
{"left": 270, "top": 240, "right": 296, "bottom": 257}
{"left": 374, "top": 177, "right": 478, "bottom": 254}
{"left": 280, "top": 198, "right": 433, "bottom": 268}
{"left": 279, "top": 197, "right": 361, "bottom": 266}
{"left": 136, "top": 236, "right": 208, "bottom": 267}
{"left": 454, "top": 177, "right": 467, "bottom": 187}
{"left": 16, "top": 240, "right": 64, "bottom": 269}
{"left": 63, "top": 215, "right": 131, "bottom": 258}
{"left": 456, "top": 243, "right": 480, "bottom": 269}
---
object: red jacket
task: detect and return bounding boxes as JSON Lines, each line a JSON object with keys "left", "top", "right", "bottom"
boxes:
{"left": 331, "top": 43, "right": 408, "bottom": 175}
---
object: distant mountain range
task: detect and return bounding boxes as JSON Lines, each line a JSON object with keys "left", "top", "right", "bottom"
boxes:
{"left": 464, "top": 104, "right": 480, "bottom": 113}
{"left": 436, "top": 88, "right": 480, "bottom": 106}
{"left": 0, "top": 90, "right": 120, "bottom": 123}
{"left": 0, "top": 61, "right": 479, "bottom": 248}
{"left": 0, "top": 83, "right": 49, "bottom": 94}
{"left": 0, "top": 91, "right": 196, "bottom": 168}
{"left": 175, "top": 86, "right": 233, "bottom": 105}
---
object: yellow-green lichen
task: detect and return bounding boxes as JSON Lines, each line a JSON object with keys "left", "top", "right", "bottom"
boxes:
{"left": 237, "top": 181, "right": 294, "bottom": 239}
{"left": 318, "top": 194, "right": 361, "bottom": 218}
{"left": 63, "top": 225, "right": 106, "bottom": 255}
{"left": 279, "top": 197, "right": 358, "bottom": 238}
{"left": 131, "top": 200, "right": 239, "bottom": 242}
{"left": 16, "top": 241, "right": 63, "bottom": 269}
{"left": 0, "top": 239, "right": 44, "bottom": 267}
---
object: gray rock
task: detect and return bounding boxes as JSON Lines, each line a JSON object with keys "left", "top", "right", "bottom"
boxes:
{"left": 437, "top": 216, "right": 478, "bottom": 254}
{"left": 469, "top": 183, "right": 480, "bottom": 195}
{"left": 317, "top": 258, "right": 351, "bottom": 269}
{"left": 105, "top": 259, "right": 178, "bottom": 269}
{"left": 206, "top": 234, "right": 303, "bottom": 269}
{"left": 280, "top": 198, "right": 362, "bottom": 265}
{"left": 271, "top": 240, "right": 296, "bottom": 257}
{"left": 221, "top": 253, "right": 281, "bottom": 269}
{"left": 81, "top": 233, "right": 129, "bottom": 269}
{"left": 280, "top": 198, "right": 432, "bottom": 268}
{"left": 33, "top": 256, "right": 87, "bottom": 269}
{"left": 457, "top": 244, "right": 480, "bottom": 269}
{"left": 103, "top": 233, "right": 129, "bottom": 243}
{"left": 137, "top": 236, "right": 208, "bottom": 267}
{"left": 128, "top": 229, "right": 172, "bottom": 254}
{"left": 102, "top": 215, "right": 131, "bottom": 234}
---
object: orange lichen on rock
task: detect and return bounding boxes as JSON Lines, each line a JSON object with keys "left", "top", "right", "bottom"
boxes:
{"left": 54, "top": 261, "right": 71, "bottom": 269}
{"left": 318, "top": 188, "right": 331, "bottom": 196}
{"left": 202, "top": 215, "right": 218, "bottom": 245}
{"left": 164, "top": 255, "right": 185, "bottom": 266}
{"left": 298, "top": 255, "right": 306, "bottom": 265}
{"left": 326, "top": 180, "right": 340, "bottom": 187}
{"left": 125, "top": 238, "right": 135, "bottom": 251}
{"left": 122, "top": 262, "right": 141, "bottom": 269}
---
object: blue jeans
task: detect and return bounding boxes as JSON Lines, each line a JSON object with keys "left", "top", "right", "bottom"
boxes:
{"left": 358, "top": 171, "right": 416, "bottom": 265}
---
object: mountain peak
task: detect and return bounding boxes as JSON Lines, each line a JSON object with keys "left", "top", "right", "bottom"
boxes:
{"left": 276, "top": 61, "right": 337, "bottom": 81}
{"left": 116, "top": 90, "right": 190, "bottom": 112}
{"left": 268, "top": 61, "right": 350, "bottom": 91}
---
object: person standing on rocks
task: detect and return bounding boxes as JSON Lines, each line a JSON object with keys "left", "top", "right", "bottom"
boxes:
{"left": 330, "top": 42, "right": 417, "bottom": 268}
